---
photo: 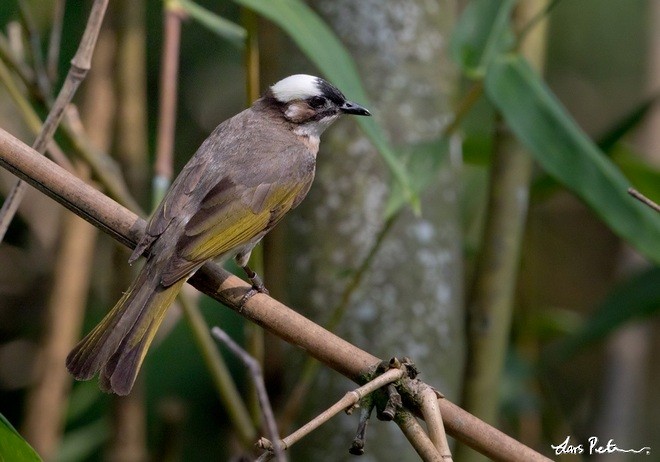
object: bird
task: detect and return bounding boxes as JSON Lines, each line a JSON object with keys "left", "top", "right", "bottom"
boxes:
{"left": 66, "top": 74, "right": 370, "bottom": 395}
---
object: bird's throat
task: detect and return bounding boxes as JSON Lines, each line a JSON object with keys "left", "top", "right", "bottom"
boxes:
{"left": 293, "top": 125, "right": 321, "bottom": 154}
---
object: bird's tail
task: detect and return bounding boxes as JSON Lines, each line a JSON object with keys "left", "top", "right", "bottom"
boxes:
{"left": 66, "top": 261, "right": 185, "bottom": 395}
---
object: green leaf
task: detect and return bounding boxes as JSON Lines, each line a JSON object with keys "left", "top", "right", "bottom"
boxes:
{"left": 385, "top": 138, "right": 450, "bottom": 216}
{"left": 174, "top": 0, "right": 246, "bottom": 48}
{"left": 450, "top": 0, "right": 516, "bottom": 78}
{"left": 548, "top": 267, "right": 660, "bottom": 361}
{"left": 231, "top": 0, "right": 417, "bottom": 213}
{"left": 531, "top": 94, "right": 660, "bottom": 200}
{"left": 462, "top": 133, "right": 493, "bottom": 165}
{"left": 0, "top": 414, "right": 42, "bottom": 462}
{"left": 485, "top": 55, "right": 660, "bottom": 263}
{"left": 460, "top": 90, "right": 497, "bottom": 166}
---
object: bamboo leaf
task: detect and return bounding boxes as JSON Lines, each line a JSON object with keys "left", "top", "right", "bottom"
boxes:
{"left": 385, "top": 138, "right": 450, "bottom": 216}
{"left": 549, "top": 267, "right": 660, "bottom": 361}
{"left": 174, "top": 0, "right": 246, "bottom": 48}
{"left": 0, "top": 413, "right": 42, "bottom": 462}
{"left": 450, "top": 0, "right": 516, "bottom": 78}
{"left": 231, "top": 0, "right": 417, "bottom": 213}
{"left": 485, "top": 55, "right": 660, "bottom": 263}
{"left": 531, "top": 94, "right": 660, "bottom": 199}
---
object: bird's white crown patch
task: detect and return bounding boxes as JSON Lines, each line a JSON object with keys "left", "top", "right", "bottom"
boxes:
{"left": 271, "top": 74, "right": 322, "bottom": 103}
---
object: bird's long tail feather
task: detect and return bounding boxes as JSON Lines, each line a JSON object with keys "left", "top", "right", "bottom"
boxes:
{"left": 66, "top": 262, "right": 185, "bottom": 395}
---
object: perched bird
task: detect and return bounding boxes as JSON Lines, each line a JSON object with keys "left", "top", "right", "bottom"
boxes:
{"left": 66, "top": 74, "right": 370, "bottom": 395}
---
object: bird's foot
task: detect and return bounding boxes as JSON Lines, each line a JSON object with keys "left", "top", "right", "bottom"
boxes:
{"left": 247, "top": 272, "right": 269, "bottom": 296}
{"left": 238, "top": 267, "right": 269, "bottom": 309}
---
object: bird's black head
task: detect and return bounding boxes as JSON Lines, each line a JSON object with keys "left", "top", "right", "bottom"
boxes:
{"left": 268, "top": 74, "right": 370, "bottom": 132}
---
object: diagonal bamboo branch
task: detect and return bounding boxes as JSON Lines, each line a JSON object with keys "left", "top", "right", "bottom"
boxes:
{"left": 0, "top": 127, "right": 551, "bottom": 462}
{"left": 0, "top": 0, "right": 109, "bottom": 241}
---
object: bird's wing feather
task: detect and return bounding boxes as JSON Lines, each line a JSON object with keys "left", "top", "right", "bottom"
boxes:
{"left": 159, "top": 178, "right": 307, "bottom": 285}
{"left": 162, "top": 156, "right": 314, "bottom": 286}
{"left": 130, "top": 114, "right": 246, "bottom": 263}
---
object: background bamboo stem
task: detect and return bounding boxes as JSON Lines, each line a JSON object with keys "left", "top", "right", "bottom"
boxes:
{"left": 154, "top": 2, "right": 184, "bottom": 194}
{"left": 116, "top": 0, "right": 149, "bottom": 204}
{"left": 0, "top": 33, "right": 36, "bottom": 89}
{"left": 460, "top": 126, "right": 533, "bottom": 422}
{"left": 458, "top": 3, "right": 547, "bottom": 462}
{"left": 17, "top": 0, "right": 51, "bottom": 98}
{"left": 21, "top": 196, "right": 98, "bottom": 460}
{"left": 46, "top": 0, "right": 65, "bottom": 83}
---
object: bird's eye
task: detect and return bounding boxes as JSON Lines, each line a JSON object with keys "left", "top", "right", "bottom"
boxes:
{"left": 308, "top": 96, "right": 326, "bottom": 108}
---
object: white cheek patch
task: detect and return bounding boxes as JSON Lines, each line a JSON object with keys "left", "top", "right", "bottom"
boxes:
{"left": 272, "top": 74, "right": 322, "bottom": 103}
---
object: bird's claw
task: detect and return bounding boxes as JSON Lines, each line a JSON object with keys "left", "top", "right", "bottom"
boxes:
{"left": 238, "top": 283, "right": 269, "bottom": 310}
{"left": 248, "top": 273, "right": 268, "bottom": 296}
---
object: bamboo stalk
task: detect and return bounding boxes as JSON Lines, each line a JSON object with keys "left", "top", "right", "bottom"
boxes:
{"left": 457, "top": 3, "right": 548, "bottom": 462}
{"left": 153, "top": 1, "right": 184, "bottom": 194}
{"left": 21, "top": 201, "right": 98, "bottom": 460}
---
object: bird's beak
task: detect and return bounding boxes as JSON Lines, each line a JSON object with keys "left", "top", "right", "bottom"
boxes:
{"left": 340, "top": 100, "right": 371, "bottom": 116}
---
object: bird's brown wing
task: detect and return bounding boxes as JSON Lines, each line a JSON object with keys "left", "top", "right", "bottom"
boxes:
{"left": 129, "top": 137, "right": 222, "bottom": 264}
{"left": 158, "top": 175, "right": 310, "bottom": 286}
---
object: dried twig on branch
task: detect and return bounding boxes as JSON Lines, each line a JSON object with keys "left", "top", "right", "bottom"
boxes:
{"left": 628, "top": 187, "right": 660, "bottom": 213}
{"left": 257, "top": 363, "right": 406, "bottom": 458}
{"left": 212, "top": 327, "right": 285, "bottom": 462}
